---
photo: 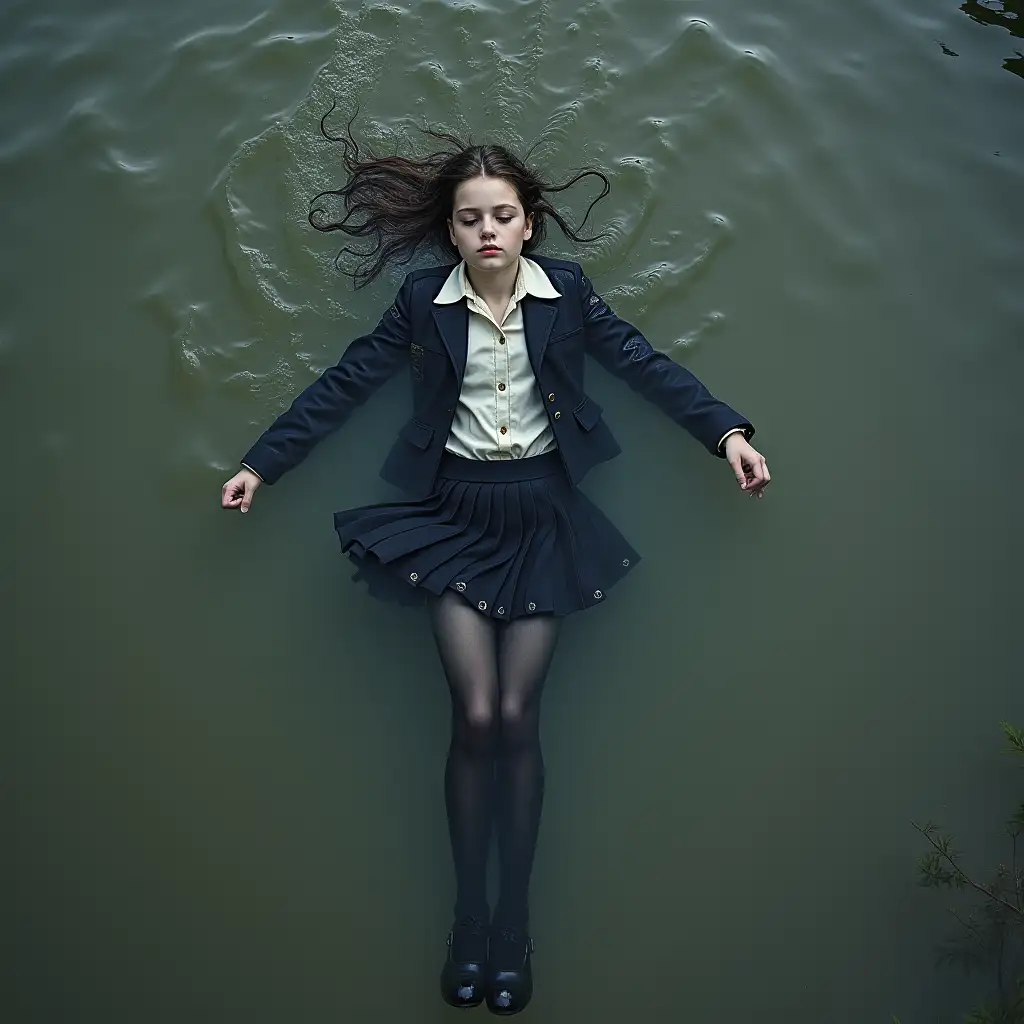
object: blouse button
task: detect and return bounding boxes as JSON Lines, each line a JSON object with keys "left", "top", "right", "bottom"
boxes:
{"left": 500, "top": 426, "right": 508, "bottom": 435}
{"left": 594, "top": 590, "right": 603, "bottom": 600}
{"left": 409, "top": 572, "right": 419, "bottom": 582}
{"left": 497, "top": 382, "right": 506, "bottom": 392}
{"left": 499, "top": 337, "right": 505, "bottom": 345}
{"left": 553, "top": 411, "right": 561, "bottom": 420}
{"left": 455, "top": 581, "right": 466, "bottom": 592}
{"left": 527, "top": 602, "right": 537, "bottom": 612}
{"left": 478, "top": 600, "right": 488, "bottom": 612}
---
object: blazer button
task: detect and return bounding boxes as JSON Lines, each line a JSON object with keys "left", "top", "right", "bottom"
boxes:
{"left": 409, "top": 572, "right": 419, "bottom": 582}
{"left": 527, "top": 602, "right": 536, "bottom": 612}
{"left": 477, "top": 600, "right": 488, "bottom": 612}
{"left": 622, "top": 559, "right": 630, "bottom": 567}
{"left": 455, "top": 581, "right": 466, "bottom": 592}
{"left": 547, "top": 393, "right": 555, "bottom": 402}
{"left": 553, "top": 411, "right": 561, "bottom": 420}
{"left": 594, "top": 590, "right": 603, "bottom": 600}
{"left": 497, "top": 606, "right": 505, "bottom": 616}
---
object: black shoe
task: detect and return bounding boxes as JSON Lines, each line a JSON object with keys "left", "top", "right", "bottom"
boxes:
{"left": 485, "top": 925, "right": 534, "bottom": 1016}
{"left": 440, "top": 915, "right": 489, "bottom": 1008}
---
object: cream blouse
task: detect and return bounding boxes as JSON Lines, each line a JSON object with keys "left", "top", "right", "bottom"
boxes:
{"left": 433, "top": 257, "right": 560, "bottom": 461}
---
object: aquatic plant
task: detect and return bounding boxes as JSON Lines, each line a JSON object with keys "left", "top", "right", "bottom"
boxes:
{"left": 895, "top": 723, "right": 1024, "bottom": 1023}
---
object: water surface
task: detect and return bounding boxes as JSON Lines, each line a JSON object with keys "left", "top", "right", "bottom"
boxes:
{"left": 5, "top": 0, "right": 1023, "bottom": 1020}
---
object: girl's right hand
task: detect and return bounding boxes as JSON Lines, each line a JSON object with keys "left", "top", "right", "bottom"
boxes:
{"left": 221, "top": 468, "right": 262, "bottom": 513}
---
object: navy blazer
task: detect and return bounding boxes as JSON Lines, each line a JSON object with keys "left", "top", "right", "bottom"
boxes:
{"left": 241, "top": 255, "right": 753, "bottom": 498}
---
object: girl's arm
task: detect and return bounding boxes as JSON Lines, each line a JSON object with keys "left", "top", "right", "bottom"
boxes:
{"left": 578, "top": 270, "right": 753, "bottom": 458}
{"left": 239, "top": 279, "right": 412, "bottom": 485}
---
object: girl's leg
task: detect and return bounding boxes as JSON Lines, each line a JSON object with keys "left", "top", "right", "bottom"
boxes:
{"left": 429, "top": 589, "right": 501, "bottom": 922}
{"left": 493, "top": 614, "right": 562, "bottom": 930}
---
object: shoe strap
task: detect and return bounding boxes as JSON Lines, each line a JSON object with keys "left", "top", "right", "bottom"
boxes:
{"left": 493, "top": 926, "right": 535, "bottom": 952}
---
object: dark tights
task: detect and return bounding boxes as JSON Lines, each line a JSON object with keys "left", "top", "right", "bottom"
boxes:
{"left": 429, "top": 589, "right": 560, "bottom": 931}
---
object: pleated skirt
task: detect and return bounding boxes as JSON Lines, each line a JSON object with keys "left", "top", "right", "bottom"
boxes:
{"left": 333, "top": 450, "right": 640, "bottom": 620}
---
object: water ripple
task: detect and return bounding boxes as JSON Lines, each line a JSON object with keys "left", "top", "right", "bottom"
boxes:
{"left": 172, "top": 12, "right": 271, "bottom": 54}
{"left": 208, "top": 0, "right": 816, "bottom": 390}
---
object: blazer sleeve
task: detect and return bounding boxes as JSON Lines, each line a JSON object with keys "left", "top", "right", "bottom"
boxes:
{"left": 240, "top": 277, "right": 412, "bottom": 484}
{"left": 577, "top": 268, "right": 753, "bottom": 457}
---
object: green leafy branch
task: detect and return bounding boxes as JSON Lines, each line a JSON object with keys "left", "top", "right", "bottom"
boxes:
{"left": 911, "top": 820, "right": 1023, "bottom": 918}
{"left": 894, "top": 723, "right": 1024, "bottom": 1023}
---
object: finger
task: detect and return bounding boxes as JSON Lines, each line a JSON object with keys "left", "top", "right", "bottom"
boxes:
{"left": 240, "top": 480, "right": 257, "bottom": 513}
{"left": 755, "top": 458, "right": 770, "bottom": 498}
{"left": 222, "top": 482, "right": 242, "bottom": 509}
{"left": 729, "top": 455, "right": 747, "bottom": 488}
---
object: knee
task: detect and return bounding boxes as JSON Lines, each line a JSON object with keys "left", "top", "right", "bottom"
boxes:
{"left": 455, "top": 701, "right": 498, "bottom": 755}
{"left": 499, "top": 697, "right": 539, "bottom": 750}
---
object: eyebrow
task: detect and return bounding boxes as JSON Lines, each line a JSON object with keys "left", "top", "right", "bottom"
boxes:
{"left": 455, "top": 204, "right": 518, "bottom": 214}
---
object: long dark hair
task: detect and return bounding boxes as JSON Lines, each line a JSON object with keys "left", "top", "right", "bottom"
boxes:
{"left": 308, "top": 104, "right": 611, "bottom": 288}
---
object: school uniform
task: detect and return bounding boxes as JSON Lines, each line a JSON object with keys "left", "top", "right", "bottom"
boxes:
{"left": 241, "top": 254, "right": 753, "bottom": 619}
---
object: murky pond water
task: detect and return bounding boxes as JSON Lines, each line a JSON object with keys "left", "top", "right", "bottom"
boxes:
{"left": 5, "top": 0, "right": 1022, "bottom": 1019}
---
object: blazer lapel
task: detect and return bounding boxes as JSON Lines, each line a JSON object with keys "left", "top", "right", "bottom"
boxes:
{"left": 431, "top": 304, "right": 469, "bottom": 383}
{"left": 522, "top": 297, "right": 558, "bottom": 377}
{"left": 431, "top": 293, "right": 559, "bottom": 383}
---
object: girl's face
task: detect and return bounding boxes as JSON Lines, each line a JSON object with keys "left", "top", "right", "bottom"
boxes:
{"left": 448, "top": 176, "right": 533, "bottom": 275}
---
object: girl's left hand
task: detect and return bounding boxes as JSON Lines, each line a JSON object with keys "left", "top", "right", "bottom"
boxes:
{"left": 724, "top": 434, "right": 771, "bottom": 499}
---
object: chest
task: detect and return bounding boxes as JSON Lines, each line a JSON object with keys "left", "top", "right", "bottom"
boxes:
{"left": 461, "top": 303, "right": 536, "bottom": 393}
{"left": 411, "top": 286, "right": 584, "bottom": 388}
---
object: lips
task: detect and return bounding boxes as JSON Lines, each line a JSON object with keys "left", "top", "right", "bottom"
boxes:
{"left": 478, "top": 246, "right": 502, "bottom": 254}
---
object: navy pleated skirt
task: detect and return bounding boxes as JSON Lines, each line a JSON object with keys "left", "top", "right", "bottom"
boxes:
{"left": 333, "top": 450, "right": 639, "bottom": 620}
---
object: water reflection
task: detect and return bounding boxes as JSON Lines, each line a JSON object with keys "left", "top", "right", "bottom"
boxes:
{"left": 961, "top": 0, "right": 1024, "bottom": 79}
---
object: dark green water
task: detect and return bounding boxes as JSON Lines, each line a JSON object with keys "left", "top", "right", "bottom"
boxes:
{"left": 5, "top": 0, "right": 1022, "bottom": 1020}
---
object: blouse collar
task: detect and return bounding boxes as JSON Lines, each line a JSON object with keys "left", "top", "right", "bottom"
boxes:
{"left": 433, "top": 255, "right": 561, "bottom": 305}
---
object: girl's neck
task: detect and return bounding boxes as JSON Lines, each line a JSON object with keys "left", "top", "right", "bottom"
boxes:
{"left": 465, "top": 258, "right": 520, "bottom": 319}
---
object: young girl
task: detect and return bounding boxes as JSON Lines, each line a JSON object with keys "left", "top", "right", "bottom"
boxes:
{"left": 221, "top": 117, "right": 770, "bottom": 1016}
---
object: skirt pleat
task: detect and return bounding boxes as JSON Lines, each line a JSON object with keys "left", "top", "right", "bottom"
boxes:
{"left": 493, "top": 483, "right": 534, "bottom": 616}
{"left": 333, "top": 450, "right": 639, "bottom": 620}
{"left": 366, "top": 484, "right": 473, "bottom": 563}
